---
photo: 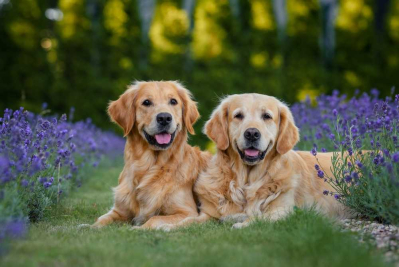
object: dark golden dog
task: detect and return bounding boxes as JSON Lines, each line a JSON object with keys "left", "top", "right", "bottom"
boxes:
{"left": 93, "top": 81, "right": 211, "bottom": 229}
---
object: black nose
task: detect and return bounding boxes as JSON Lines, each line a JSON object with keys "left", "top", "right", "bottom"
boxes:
{"left": 156, "top": 112, "right": 172, "bottom": 126}
{"left": 244, "top": 128, "right": 261, "bottom": 142}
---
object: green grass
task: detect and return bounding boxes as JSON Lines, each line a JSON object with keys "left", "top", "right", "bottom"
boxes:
{"left": 1, "top": 160, "right": 390, "bottom": 267}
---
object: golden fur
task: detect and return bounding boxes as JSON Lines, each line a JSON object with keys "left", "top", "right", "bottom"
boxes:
{"left": 160, "top": 93, "right": 352, "bottom": 230}
{"left": 93, "top": 81, "right": 211, "bottom": 229}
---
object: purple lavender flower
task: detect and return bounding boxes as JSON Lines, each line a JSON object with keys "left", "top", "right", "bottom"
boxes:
{"left": 356, "top": 160, "right": 363, "bottom": 168}
{"left": 317, "top": 170, "right": 324, "bottom": 178}
{"left": 60, "top": 114, "right": 67, "bottom": 122}
{"left": 0, "top": 106, "right": 125, "bottom": 228}
{"left": 20, "top": 179, "right": 29, "bottom": 187}
{"left": 2, "top": 220, "right": 27, "bottom": 239}
{"left": 311, "top": 148, "right": 317, "bottom": 156}
{"left": 392, "top": 153, "right": 399, "bottom": 163}
{"left": 332, "top": 109, "right": 338, "bottom": 117}
{"left": 386, "top": 164, "right": 393, "bottom": 174}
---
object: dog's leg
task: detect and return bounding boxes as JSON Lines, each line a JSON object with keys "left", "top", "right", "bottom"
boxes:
{"left": 136, "top": 213, "right": 191, "bottom": 230}
{"left": 264, "top": 189, "right": 296, "bottom": 221}
{"left": 231, "top": 207, "right": 294, "bottom": 229}
{"left": 158, "top": 212, "right": 212, "bottom": 231}
{"left": 232, "top": 217, "right": 254, "bottom": 229}
{"left": 233, "top": 190, "right": 296, "bottom": 229}
{"left": 219, "top": 213, "right": 249, "bottom": 223}
{"left": 266, "top": 207, "right": 293, "bottom": 221}
{"left": 92, "top": 207, "right": 130, "bottom": 228}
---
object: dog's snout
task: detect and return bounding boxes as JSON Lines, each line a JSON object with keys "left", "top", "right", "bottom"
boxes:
{"left": 156, "top": 112, "right": 172, "bottom": 126}
{"left": 244, "top": 128, "right": 261, "bottom": 142}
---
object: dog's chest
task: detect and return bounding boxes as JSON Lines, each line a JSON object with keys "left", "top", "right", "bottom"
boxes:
{"left": 131, "top": 164, "right": 185, "bottom": 211}
{"left": 224, "top": 175, "right": 282, "bottom": 215}
{"left": 217, "top": 180, "right": 249, "bottom": 215}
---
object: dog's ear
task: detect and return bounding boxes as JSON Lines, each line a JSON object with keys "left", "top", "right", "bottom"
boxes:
{"left": 204, "top": 100, "right": 229, "bottom": 150}
{"left": 174, "top": 82, "right": 200, "bottom": 135}
{"left": 108, "top": 85, "right": 139, "bottom": 137}
{"left": 276, "top": 103, "right": 299, "bottom": 154}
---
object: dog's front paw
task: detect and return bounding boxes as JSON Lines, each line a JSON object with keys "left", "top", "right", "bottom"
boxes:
{"left": 220, "top": 213, "right": 249, "bottom": 223}
{"left": 232, "top": 221, "right": 250, "bottom": 229}
{"left": 157, "top": 224, "right": 174, "bottom": 232}
{"left": 130, "top": 226, "right": 144, "bottom": 231}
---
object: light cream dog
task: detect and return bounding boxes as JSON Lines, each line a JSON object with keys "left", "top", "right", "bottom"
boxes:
{"left": 161, "top": 93, "right": 351, "bottom": 230}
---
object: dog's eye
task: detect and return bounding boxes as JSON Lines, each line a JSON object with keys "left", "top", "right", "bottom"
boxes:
{"left": 262, "top": 113, "right": 272, "bottom": 120}
{"left": 234, "top": 113, "right": 244, "bottom": 120}
{"left": 142, "top": 100, "right": 152, "bottom": 106}
{"left": 170, "top": 99, "right": 178, "bottom": 105}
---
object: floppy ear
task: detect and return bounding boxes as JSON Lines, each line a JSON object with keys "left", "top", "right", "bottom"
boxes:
{"left": 204, "top": 100, "right": 229, "bottom": 150}
{"left": 174, "top": 82, "right": 200, "bottom": 135}
{"left": 276, "top": 103, "right": 300, "bottom": 154}
{"left": 108, "top": 85, "right": 138, "bottom": 137}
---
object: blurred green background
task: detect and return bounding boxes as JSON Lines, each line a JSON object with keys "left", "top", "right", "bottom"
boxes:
{"left": 1, "top": 0, "right": 399, "bottom": 147}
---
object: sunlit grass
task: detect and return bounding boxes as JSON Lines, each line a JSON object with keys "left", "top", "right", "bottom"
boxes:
{"left": 0, "top": 160, "right": 390, "bottom": 267}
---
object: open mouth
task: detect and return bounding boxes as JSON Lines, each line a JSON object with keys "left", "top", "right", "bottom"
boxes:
{"left": 143, "top": 129, "right": 176, "bottom": 149}
{"left": 236, "top": 142, "right": 271, "bottom": 163}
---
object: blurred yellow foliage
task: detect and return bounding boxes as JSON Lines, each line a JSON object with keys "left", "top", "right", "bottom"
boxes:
{"left": 7, "top": 0, "right": 41, "bottom": 49}
{"left": 119, "top": 57, "right": 133, "bottom": 69}
{"left": 192, "top": 0, "right": 227, "bottom": 60}
{"left": 272, "top": 54, "right": 283, "bottom": 68}
{"left": 150, "top": 2, "right": 188, "bottom": 57}
{"left": 205, "top": 141, "right": 216, "bottom": 155}
{"left": 389, "top": 1, "right": 399, "bottom": 41}
{"left": 388, "top": 55, "right": 398, "bottom": 67}
{"left": 16, "top": 0, "right": 41, "bottom": 19}
{"left": 336, "top": 0, "right": 373, "bottom": 33}
{"left": 287, "top": 0, "right": 315, "bottom": 35}
{"left": 47, "top": 49, "right": 57, "bottom": 64}
{"left": 104, "top": 0, "right": 127, "bottom": 45}
{"left": 250, "top": 52, "right": 268, "bottom": 68}
{"left": 344, "top": 71, "right": 361, "bottom": 87}
{"left": 58, "top": 0, "right": 90, "bottom": 40}
{"left": 297, "top": 85, "right": 320, "bottom": 105}
{"left": 250, "top": 0, "right": 274, "bottom": 31}
{"left": 8, "top": 20, "right": 37, "bottom": 49}
{"left": 41, "top": 38, "right": 52, "bottom": 50}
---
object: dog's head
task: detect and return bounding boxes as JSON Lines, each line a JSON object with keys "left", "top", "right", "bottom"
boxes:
{"left": 108, "top": 81, "right": 199, "bottom": 150}
{"left": 205, "top": 94, "right": 299, "bottom": 165}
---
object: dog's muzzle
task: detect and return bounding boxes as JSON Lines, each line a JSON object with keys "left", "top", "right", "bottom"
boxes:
{"left": 143, "top": 129, "right": 177, "bottom": 149}
{"left": 236, "top": 141, "right": 271, "bottom": 165}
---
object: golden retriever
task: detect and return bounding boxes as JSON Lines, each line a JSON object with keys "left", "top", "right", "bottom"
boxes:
{"left": 160, "top": 93, "right": 352, "bottom": 230}
{"left": 92, "top": 81, "right": 211, "bottom": 229}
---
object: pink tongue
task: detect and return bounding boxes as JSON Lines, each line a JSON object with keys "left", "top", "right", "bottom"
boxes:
{"left": 155, "top": 133, "right": 172, "bottom": 144}
{"left": 245, "top": 149, "right": 260, "bottom": 157}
